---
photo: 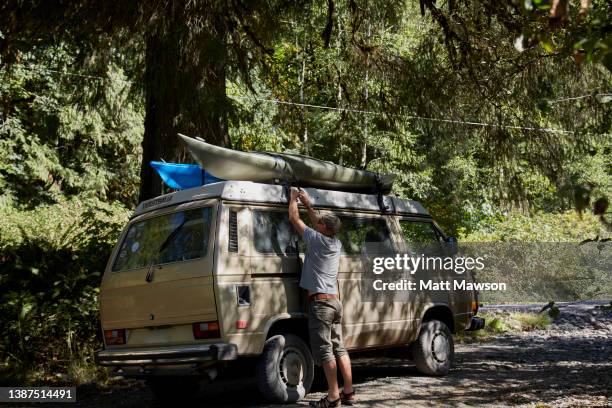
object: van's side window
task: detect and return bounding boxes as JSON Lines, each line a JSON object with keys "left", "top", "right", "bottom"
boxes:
{"left": 399, "top": 220, "right": 442, "bottom": 256}
{"left": 338, "top": 217, "right": 394, "bottom": 254}
{"left": 399, "top": 220, "right": 440, "bottom": 243}
{"left": 112, "top": 207, "right": 212, "bottom": 272}
{"left": 252, "top": 211, "right": 299, "bottom": 256}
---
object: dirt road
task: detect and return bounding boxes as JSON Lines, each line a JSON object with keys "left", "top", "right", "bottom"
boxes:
{"left": 28, "top": 301, "right": 612, "bottom": 408}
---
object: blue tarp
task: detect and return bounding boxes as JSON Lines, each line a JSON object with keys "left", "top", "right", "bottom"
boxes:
{"left": 150, "top": 161, "right": 223, "bottom": 190}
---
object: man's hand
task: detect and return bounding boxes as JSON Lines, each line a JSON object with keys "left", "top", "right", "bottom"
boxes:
{"left": 291, "top": 187, "right": 300, "bottom": 200}
{"left": 298, "top": 190, "right": 312, "bottom": 208}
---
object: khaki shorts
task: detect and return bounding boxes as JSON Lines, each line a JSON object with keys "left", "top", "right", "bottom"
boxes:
{"left": 308, "top": 298, "right": 347, "bottom": 365}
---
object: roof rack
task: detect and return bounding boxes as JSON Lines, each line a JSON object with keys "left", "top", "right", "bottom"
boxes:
{"left": 133, "top": 181, "right": 429, "bottom": 218}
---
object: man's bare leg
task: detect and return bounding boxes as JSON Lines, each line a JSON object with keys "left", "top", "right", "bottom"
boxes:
{"left": 337, "top": 354, "right": 353, "bottom": 393}
{"left": 322, "top": 359, "right": 340, "bottom": 400}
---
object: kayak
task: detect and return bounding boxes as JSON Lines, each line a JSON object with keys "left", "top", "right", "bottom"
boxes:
{"left": 178, "top": 133, "right": 395, "bottom": 194}
{"left": 150, "top": 161, "right": 223, "bottom": 190}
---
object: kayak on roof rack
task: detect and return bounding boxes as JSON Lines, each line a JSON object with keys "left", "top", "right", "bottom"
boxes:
{"left": 177, "top": 133, "right": 396, "bottom": 194}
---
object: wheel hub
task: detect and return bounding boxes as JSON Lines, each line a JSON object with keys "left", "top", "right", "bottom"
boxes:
{"left": 279, "top": 346, "right": 305, "bottom": 388}
{"left": 431, "top": 332, "right": 449, "bottom": 363}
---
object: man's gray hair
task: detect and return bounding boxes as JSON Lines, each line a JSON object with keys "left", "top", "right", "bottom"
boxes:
{"left": 321, "top": 213, "right": 342, "bottom": 236}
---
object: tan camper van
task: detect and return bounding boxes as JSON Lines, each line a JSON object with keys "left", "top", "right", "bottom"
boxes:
{"left": 96, "top": 181, "right": 484, "bottom": 403}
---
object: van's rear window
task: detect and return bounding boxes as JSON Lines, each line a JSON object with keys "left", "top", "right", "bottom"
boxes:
{"left": 112, "top": 207, "right": 212, "bottom": 272}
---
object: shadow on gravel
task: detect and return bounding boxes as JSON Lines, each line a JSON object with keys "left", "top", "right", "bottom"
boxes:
{"left": 36, "top": 333, "right": 611, "bottom": 407}
{"left": 397, "top": 334, "right": 612, "bottom": 407}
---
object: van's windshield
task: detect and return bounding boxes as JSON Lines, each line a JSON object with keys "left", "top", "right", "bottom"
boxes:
{"left": 112, "top": 207, "right": 212, "bottom": 272}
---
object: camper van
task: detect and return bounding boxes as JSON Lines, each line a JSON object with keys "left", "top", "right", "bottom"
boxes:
{"left": 96, "top": 180, "right": 484, "bottom": 403}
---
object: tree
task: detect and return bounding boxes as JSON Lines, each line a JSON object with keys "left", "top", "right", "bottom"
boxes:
{"left": 233, "top": 1, "right": 610, "bottom": 233}
{"left": 0, "top": 0, "right": 300, "bottom": 201}
{"left": 1, "top": 0, "right": 609, "bottom": 232}
{"left": 0, "top": 36, "right": 144, "bottom": 207}
{"left": 139, "top": 1, "right": 233, "bottom": 200}
{"left": 416, "top": 0, "right": 611, "bottom": 226}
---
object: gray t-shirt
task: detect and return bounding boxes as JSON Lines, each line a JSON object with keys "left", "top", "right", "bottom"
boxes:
{"left": 299, "top": 226, "right": 342, "bottom": 294}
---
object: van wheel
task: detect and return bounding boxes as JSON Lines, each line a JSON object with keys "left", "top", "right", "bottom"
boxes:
{"left": 147, "top": 376, "right": 199, "bottom": 402}
{"left": 412, "top": 320, "right": 454, "bottom": 376}
{"left": 256, "top": 334, "right": 314, "bottom": 403}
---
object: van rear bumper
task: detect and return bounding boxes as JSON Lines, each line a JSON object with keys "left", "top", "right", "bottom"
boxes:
{"left": 96, "top": 343, "right": 237, "bottom": 366}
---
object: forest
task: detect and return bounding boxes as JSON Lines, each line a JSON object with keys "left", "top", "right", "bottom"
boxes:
{"left": 0, "top": 0, "right": 610, "bottom": 385}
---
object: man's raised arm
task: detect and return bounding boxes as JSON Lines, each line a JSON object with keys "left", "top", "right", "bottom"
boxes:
{"left": 288, "top": 188, "right": 306, "bottom": 236}
{"left": 298, "top": 190, "right": 320, "bottom": 226}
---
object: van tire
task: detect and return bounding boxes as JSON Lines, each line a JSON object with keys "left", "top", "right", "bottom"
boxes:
{"left": 147, "top": 376, "right": 199, "bottom": 402}
{"left": 256, "top": 334, "right": 314, "bottom": 403}
{"left": 412, "top": 319, "right": 454, "bottom": 376}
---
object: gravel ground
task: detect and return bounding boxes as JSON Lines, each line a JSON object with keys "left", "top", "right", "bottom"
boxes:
{"left": 16, "top": 301, "right": 611, "bottom": 408}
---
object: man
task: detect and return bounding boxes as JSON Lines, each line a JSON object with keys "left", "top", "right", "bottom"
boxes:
{"left": 288, "top": 188, "right": 355, "bottom": 408}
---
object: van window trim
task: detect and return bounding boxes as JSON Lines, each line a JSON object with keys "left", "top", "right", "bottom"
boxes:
{"left": 110, "top": 202, "right": 217, "bottom": 273}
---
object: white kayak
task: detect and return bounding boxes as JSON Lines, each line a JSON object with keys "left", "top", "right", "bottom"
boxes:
{"left": 178, "top": 133, "right": 395, "bottom": 194}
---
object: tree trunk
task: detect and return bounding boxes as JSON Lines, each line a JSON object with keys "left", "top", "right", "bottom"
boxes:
{"left": 139, "top": 30, "right": 180, "bottom": 202}
{"left": 139, "top": 3, "right": 229, "bottom": 202}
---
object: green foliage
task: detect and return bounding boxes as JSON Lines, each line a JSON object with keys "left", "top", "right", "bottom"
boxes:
{"left": 0, "top": 43, "right": 144, "bottom": 208}
{"left": 228, "top": 82, "right": 292, "bottom": 152}
{"left": 513, "top": 312, "right": 552, "bottom": 331}
{"left": 230, "top": 1, "right": 611, "bottom": 235}
{"left": 0, "top": 199, "right": 129, "bottom": 384}
{"left": 461, "top": 210, "right": 609, "bottom": 242}
{"left": 522, "top": 0, "right": 612, "bottom": 71}
{"left": 488, "top": 317, "right": 512, "bottom": 334}
{"left": 0, "top": 0, "right": 610, "bottom": 384}
{"left": 409, "top": 1, "right": 611, "bottom": 232}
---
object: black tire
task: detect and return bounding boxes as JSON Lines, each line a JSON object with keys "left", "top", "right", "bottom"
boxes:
{"left": 412, "top": 319, "right": 454, "bottom": 376}
{"left": 147, "top": 376, "right": 199, "bottom": 402}
{"left": 256, "top": 334, "right": 314, "bottom": 403}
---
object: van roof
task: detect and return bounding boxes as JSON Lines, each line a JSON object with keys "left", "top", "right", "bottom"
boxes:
{"left": 133, "top": 180, "right": 430, "bottom": 218}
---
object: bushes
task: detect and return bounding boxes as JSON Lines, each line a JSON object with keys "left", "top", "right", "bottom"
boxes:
{"left": 0, "top": 199, "right": 129, "bottom": 385}
{"left": 512, "top": 312, "right": 552, "bottom": 331}
{"left": 460, "top": 211, "right": 609, "bottom": 242}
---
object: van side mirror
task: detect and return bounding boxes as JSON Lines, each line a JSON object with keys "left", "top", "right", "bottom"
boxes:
{"left": 445, "top": 236, "right": 458, "bottom": 256}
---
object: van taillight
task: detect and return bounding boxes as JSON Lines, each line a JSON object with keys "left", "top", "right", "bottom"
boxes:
{"left": 104, "top": 329, "right": 126, "bottom": 345}
{"left": 471, "top": 290, "right": 480, "bottom": 315}
{"left": 471, "top": 300, "right": 479, "bottom": 315}
{"left": 193, "top": 321, "right": 220, "bottom": 339}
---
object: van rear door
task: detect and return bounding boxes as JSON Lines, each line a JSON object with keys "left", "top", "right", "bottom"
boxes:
{"left": 100, "top": 202, "right": 218, "bottom": 337}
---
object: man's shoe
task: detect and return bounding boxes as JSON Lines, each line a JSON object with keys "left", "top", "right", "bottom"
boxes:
{"left": 309, "top": 396, "right": 341, "bottom": 407}
{"left": 340, "top": 390, "right": 356, "bottom": 406}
